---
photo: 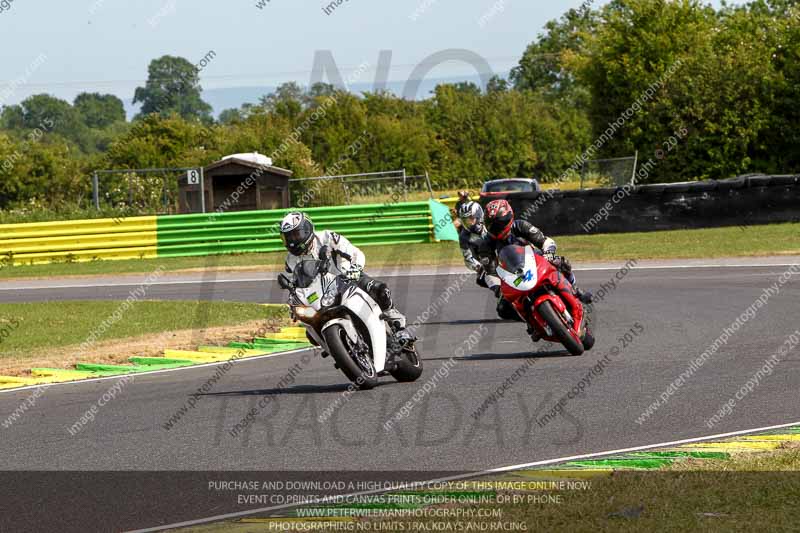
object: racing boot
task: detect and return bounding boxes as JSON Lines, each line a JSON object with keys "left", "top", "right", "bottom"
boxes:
{"left": 381, "top": 308, "right": 406, "bottom": 330}
{"left": 575, "top": 287, "right": 594, "bottom": 305}
{"left": 564, "top": 270, "right": 593, "bottom": 304}
{"left": 381, "top": 308, "right": 416, "bottom": 359}
{"left": 527, "top": 325, "right": 542, "bottom": 343}
{"left": 490, "top": 285, "right": 502, "bottom": 299}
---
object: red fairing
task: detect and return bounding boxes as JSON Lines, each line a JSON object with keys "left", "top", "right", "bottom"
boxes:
{"left": 499, "top": 247, "right": 585, "bottom": 346}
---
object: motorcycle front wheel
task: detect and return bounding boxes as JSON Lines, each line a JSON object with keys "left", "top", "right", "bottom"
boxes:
{"left": 538, "top": 300, "right": 584, "bottom": 356}
{"left": 324, "top": 324, "right": 379, "bottom": 390}
{"left": 390, "top": 346, "right": 423, "bottom": 383}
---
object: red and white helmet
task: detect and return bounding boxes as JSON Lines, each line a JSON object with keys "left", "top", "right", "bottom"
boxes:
{"left": 485, "top": 199, "right": 514, "bottom": 239}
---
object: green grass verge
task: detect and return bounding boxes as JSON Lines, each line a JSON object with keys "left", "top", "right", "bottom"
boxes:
{"left": 0, "top": 223, "right": 797, "bottom": 280}
{"left": 0, "top": 300, "right": 287, "bottom": 359}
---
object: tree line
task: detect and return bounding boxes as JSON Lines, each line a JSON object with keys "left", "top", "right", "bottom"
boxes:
{"left": 0, "top": 0, "right": 797, "bottom": 213}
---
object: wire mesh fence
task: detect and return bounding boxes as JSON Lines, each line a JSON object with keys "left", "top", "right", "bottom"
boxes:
{"left": 288, "top": 170, "right": 433, "bottom": 208}
{"left": 580, "top": 154, "right": 639, "bottom": 189}
{"left": 91, "top": 168, "right": 198, "bottom": 215}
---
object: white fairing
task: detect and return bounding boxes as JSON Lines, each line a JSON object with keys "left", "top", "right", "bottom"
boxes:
{"left": 294, "top": 275, "right": 387, "bottom": 373}
{"left": 496, "top": 246, "right": 539, "bottom": 292}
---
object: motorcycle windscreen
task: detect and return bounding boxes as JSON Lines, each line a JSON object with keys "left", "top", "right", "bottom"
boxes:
{"left": 498, "top": 245, "right": 527, "bottom": 274}
{"left": 498, "top": 245, "right": 538, "bottom": 291}
{"left": 293, "top": 259, "right": 322, "bottom": 289}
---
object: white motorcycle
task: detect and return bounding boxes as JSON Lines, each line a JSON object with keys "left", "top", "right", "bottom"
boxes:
{"left": 277, "top": 246, "right": 423, "bottom": 390}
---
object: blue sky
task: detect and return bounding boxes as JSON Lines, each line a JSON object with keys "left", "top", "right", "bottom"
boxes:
{"left": 0, "top": 0, "right": 741, "bottom": 110}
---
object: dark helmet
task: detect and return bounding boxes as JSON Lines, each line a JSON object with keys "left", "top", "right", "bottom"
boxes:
{"left": 485, "top": 199, "right": 514, "bottom": 239}
{"left": 457, "top": 200, "right": 484, "bottom": 233}
{"left": 280, "top": 212, "right": 315, "bottom": 256}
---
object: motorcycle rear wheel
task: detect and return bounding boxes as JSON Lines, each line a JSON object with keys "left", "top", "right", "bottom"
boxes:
{"left": 324, "top": 324, "right": 379, "bottom": 390}
{"left": 538, "top": 301, "right": 584, "bottom": 356}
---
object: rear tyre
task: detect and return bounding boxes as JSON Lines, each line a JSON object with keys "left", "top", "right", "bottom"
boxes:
{"left": 390, "top": 346, "right": 423, "bottom": 382}
{"left": 323, "top": 324, "right": 378, "bottom": 390}
{"left": 538, "top": 300, "right": 584, "bottom": 356}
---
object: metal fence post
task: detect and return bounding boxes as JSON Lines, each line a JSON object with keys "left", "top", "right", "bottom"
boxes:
{"left": 402, "top": 168, "right": 408, "bottom": 202}
{"left": 424, "top": 171, "right": 433, "bottom": 199}
{"left": 580, "top": 162, "right": 586, "bottom": 190}
{"left": 92, "top": 172, "right": 100, "bottom": 209}
{"left": 631, "top": 150, "right": 639, "bottom": 185}
{"left": 200, "top": 167, "right": 206, "bottom": 213}
{"left": 341, "top": 177, "right": 351, "bottom": 204}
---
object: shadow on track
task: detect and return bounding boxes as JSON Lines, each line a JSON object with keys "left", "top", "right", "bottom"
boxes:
{"left": 425, "top": 349, "right": 570, "bottom": 362}
{"left": 199, "top": 381, "right": 394, "bottom": 398}
{"left": 421, "top": 319, "right": 511, "bottom": 327}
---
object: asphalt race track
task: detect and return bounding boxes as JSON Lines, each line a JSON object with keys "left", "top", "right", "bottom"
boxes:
{"left": 1, "top": 261, "right": 799, "bottom": 530}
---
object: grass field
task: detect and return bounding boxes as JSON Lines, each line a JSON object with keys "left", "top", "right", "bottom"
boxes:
{"left": 0, "top": 301, "right": 289, "bottom": 373}
{"left": 0, "top": 223, "right": 797, "bottom": 281}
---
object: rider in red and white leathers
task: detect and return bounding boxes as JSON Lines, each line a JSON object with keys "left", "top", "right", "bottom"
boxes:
{"left": 483, "top": 199, "right": 593, "bottom": 306}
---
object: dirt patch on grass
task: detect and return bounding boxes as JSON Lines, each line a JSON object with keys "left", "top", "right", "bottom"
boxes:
{"left": 1, "top": 319, "right": 290, "bottom": 376}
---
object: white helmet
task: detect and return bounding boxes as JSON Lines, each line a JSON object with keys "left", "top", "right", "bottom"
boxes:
{"left": 280, "top": 212, "right": 315, "bottom": 256}
{"left": 457, "top": 201, "right": 484, "bottom": 233}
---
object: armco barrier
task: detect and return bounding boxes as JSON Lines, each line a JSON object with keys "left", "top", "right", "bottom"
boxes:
{"left": 0, "top": 202, "right": 444, "bottom": 265}
{"left": 489, "top": 174, "right": 800, "bottom": 235}
{"left": 0, "top": 216, "right": 159, "bottom": 265}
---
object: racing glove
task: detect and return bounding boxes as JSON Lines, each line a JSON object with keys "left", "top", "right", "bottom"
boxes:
{"left": 345, "top": 265, "right": 363, "bottom": 280}
{"left": 542, "top": 238, "right": 557, "bottom": 262}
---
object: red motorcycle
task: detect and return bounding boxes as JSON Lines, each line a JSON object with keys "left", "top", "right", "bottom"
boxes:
{"left": 496, "top": 244, "right": 594, "bottom": 356}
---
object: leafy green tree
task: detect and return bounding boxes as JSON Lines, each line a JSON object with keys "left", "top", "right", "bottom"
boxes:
{"left": 510, "top": 6, "right": 598, "bottom": 104}
{"left": 486, "top": 76, "right": 510, "bottom": 94}
{"left": 74, "top": 92, "right": 126, "bottom": 128}
{"left": 218, "top": 108, "right": 244, "bottom": 125}
{"left": 105, "top": 113, "right": 215, "bottom": 169}
{"left": 133, "top": 55, "right": 213, "bottom": 123}
{"left": 0, "top": 94, "right": 93, "bottom": 152}
{"left": 260, "top": 82, "right": 304, "bottom": 124}
{"left": 571, "top": 0, "right": 718, "bottom": 180}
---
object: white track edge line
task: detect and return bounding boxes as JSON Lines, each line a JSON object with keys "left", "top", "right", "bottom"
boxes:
{"left": 0, "top": 347, "right": 313, "bottom": 396}
{"left": 126, "top": 419, "right": 800, "bottom": 533}
{"left": 2, "top": 262, "right": 798, "bottom": 291}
